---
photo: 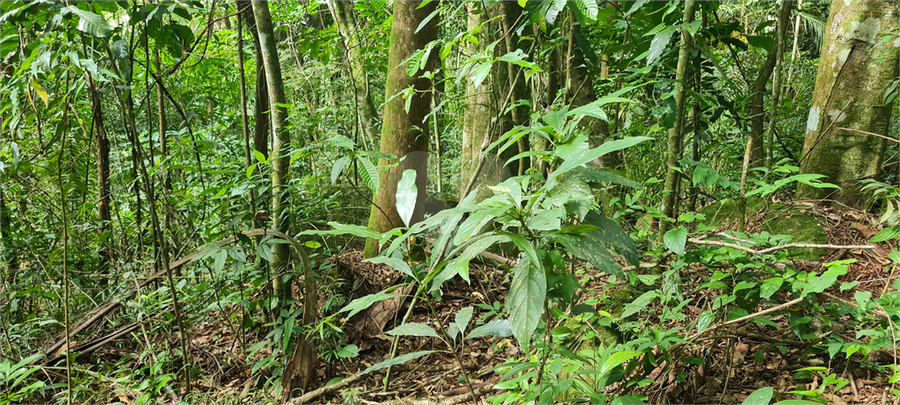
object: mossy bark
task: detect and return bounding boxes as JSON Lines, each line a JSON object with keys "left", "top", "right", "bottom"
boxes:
{"left": 364, "top": 0, "right": 439, "bottom": 258}
{"left": 797, "top": 0, "right": 899, "bottom": 209}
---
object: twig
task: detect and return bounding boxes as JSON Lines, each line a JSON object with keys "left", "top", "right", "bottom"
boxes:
{"left": 688, "top": 238, "right": 874, "bottom": 255}
{"left": 684, "top": 297, "right": 805, "bottom": 343}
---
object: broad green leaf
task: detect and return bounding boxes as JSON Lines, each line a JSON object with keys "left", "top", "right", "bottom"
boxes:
{"left": 663, "top": 226, "right": 688, "bottom": 255}
{"left": 387, "top": 322, "right": 438, "bottom": 338}
{"left": 63, "top": 6, "right": 112, "bottom": 37}
{"left": 359, "top": 157, "right": 379, "bottom": 194}
{"left": 471, "top": 62, "right": 492, "bottom": 89}
{"left": 622, "top": 290, "right": 658, "bottom": 319}
{"left": 600, "top": 351, "right": 641, "bottom": 375}
{"left": 365, "top": 256, "right": 414, "bottom": 279}
{"left": 508, "top": 255, "right": 545, "bottom": 349}
{"left": 647, "top": 25, "right": 677, "bottom": 66}
{"left": 772, "top": 400, "right": 823, "bottom": 405}
{"left": 213, "top": 249, "right": 227, "bottom": 272}
{"left": 697, "top": 310, "right": 713, "bottom": 332}
{"left": 742, "top": 387, "right": 774, "bottom": 405}
{"left": 361, "top": 350, "right": 436, "bottom": 375}
{"left": 467, "top": 319, "right": 512, "bottom": 339}
{"left": 583, "top": 211, "right": 641, "bottom": 266}
{"left": 871, "top": 225, "right": 899, "bottom": 243}
{"left": 395, "top": 169, "right": 418, "bottom": 227}
{"left": 566, "top": 166, "right": 641, "bottom": 189}
{"left": 330, "top": 156, "right": 350, "bottom": 184}
{"left": 546, "top": 136, "right": 651, "bottom": 190}
{"left": 340, "top": 289, "right": 400, "bottom": 319}
{"left": 555, "top": 234, "right": 625, "bottom": 279}
{"left": 454, "top": 306, "right": 474, "bottom": 337}
{"left": 760, "top": 277, "right": 783, "bottom": 299}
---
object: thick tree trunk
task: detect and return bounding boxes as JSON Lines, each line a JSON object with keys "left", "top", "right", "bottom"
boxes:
{"left": 659, "top": 0, "right": 696, "bottom": 241}
{"left": 459, "top": 3, "right": 513, "bottom": 202}
{"left": 363, "top": 0, "right": 439, "bottom": 258}
{"left": 330, "top": 0, "right": 379, "bottom": 149}
{"left": 797, "top": 1, "right": 899, "bottom": 208}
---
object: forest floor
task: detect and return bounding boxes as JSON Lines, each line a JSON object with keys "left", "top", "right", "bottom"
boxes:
{"left": 79, "top": 206, "right": 898, "bottom": 405}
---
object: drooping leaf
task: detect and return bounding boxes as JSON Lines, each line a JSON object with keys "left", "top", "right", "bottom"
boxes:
{"left": 454, "top": 306, "right": 474, "bottom": 337}
{"left": 365, "top": 256, "right": 414, "bottom": 279}
{"left": 395, "top": 169, "right": 418, "bottom": 228}
{"left": 331, "top": 156, "right": 350, "bottom": 184}
{"left": 555, "top": 233, "right": 625, "bottom": 278}
{"left": 359, "top": 157, "right": 380, "bottom": 194}
{"left": 300, "top": 222, "right": 383, "bottom": 240}
{"left": 340, "top": 289, "right": 401, "bottom": 319}
{"left": 583, "top": 211, "right": 641, "bottom": 266}
{"left": 507, "top": 255, "right": 545, "bottom": 349}
{"left": 647, "top": 25, "right": 677, "bottom": 66}
{"left": 387, "top": 322, "right": 439, "bottom": 338}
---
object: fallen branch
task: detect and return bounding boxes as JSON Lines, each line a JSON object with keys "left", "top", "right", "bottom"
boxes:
{"left": 44, "top": 229, "right": 288, "bottom": 358}
{"left": 688, "top": 238, "right": 875, "bottom": 256}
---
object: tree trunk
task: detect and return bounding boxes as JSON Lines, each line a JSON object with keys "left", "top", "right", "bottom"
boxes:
{"left": 87, "top": 74, "right": 113, "bottom": 276}
{"left": 239, "top": 1, "right": 270, "bottom": 162}
{"left": 659, "top": 0, "right": 696, "bottom": 241}
{"left": 796, "top": 0, "right": 899, "bottom": 208}
{"left": 363, "top": 0, "right": 439, "bottom": 258}
{"left": 459, "top": 3, "right": 512, "bottom": 202}
{"left": 251, "top": 0, "right": 318, "bottom": 397}
{"left": 764, "top": 0, "right": 791, "bottom": 165}
{"left": 330, "top": 0, "right": 380, "bottom": 149}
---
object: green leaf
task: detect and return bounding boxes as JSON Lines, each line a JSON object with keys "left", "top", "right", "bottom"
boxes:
{"left": 253, "top": 149, "right": 266, "bottom": 164}
{"left": 470, "top": 61, "right": 492, "bottom": 89}
{"left": 647, "top": 25, "right": 677, "bottom": 66}
{"left": 772, "top": 400, "right": 823, "bottom": 405}
{"left": 467, "top": 319, "right": 512, "bottom": 339}
{"left": 361, "top": 350, "right": 436, "bottom": 375}
{"left": 365, "top": 256, "right": 414, "bottom": 279}
{"left": 213, "top": 249, "right": 227, "bottom": 272}
{"left": 508, "top": 255, "right": 545, "bottom": 349}
{"left": 359, "top": 157, "right": 380, "bottom": 194}
{"left": 387, "top": 322, "right": 439, "bottom": 338}
{"left": 871, "top": 225, "right": 899, "bottom": 243}
{"left": 760, "top": 277, "right": 783, "bottom": 300}
{"left": 583, "top": 211, "right": 641, "bottom": 266}
{"left": 395, "top": 169, "right": 418, "bottom": 228}
{"left": 331, "top": 156, "right": 350, "bottom": 184}
{"left": 300, "top": 222, "right": 383, "bottom": 240}
{"left": 697, "top": 310, "right": 713, "bottom": 332}
{"left": 546, "top": 136, "right": 651, "bottom": 190}
{"left": 555, "top": 234, "right": 625, "bottom": 278}
{"left": 622, "top": 290, "right": 658, "bottom": 319}
{"left": 663, "top": 226, "right": 688, "bottom": 255}
{"left": 62, "top": 6, "right": 112, "bottom": 37}
{"left": 340, "top": 289, "right": 400, "bottom": 319}
{"left": 600, "top": 351, "right": 641, "bottom": 375}
{"left": 742, "top": 387, "right": 774, "bottom": 405}
{"left": 454, "top": 306, "right": 474, "bottom": 337}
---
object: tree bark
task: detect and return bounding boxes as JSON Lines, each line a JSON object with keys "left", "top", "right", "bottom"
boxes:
{"left": 659, "top": 0, "right": 696, "bottom": 241}
{"left": 796, "top": 0, "right": 899, "bottom": 208}
{"left": 764, "top": 0, "right": 791, "bottom": 165}
{"left": 329, "top": 0, "right": 380, "bottom": 149}
{"left": 86, "top": 74, "right": 113, "bottom": 276}
{"left": 363, "top": 0, "right": 439, "bottom": 258}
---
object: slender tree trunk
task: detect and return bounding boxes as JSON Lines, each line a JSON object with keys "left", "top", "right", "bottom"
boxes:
{"left": 764, "top": 0, "right": 790, "bottom": 165}
{"left": 797, "top": 0, "right": 899, "bottom": 208}
{"left": 363, "top": 0, "right": 439, "bottom": 257}
{"left": 747, "top": 2, "right": 790, "bottom": 168}
{"left": 785, "top": 0, "right": 803, "bottom": 92}
{"left": 329, "top": 0, "right": 379, "bottom": 149}
{"left": 87, "top": 74, "right": 113, "bottom": 277}
{"left": 659, "top": 0, "right": 696, "bottom": 241}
